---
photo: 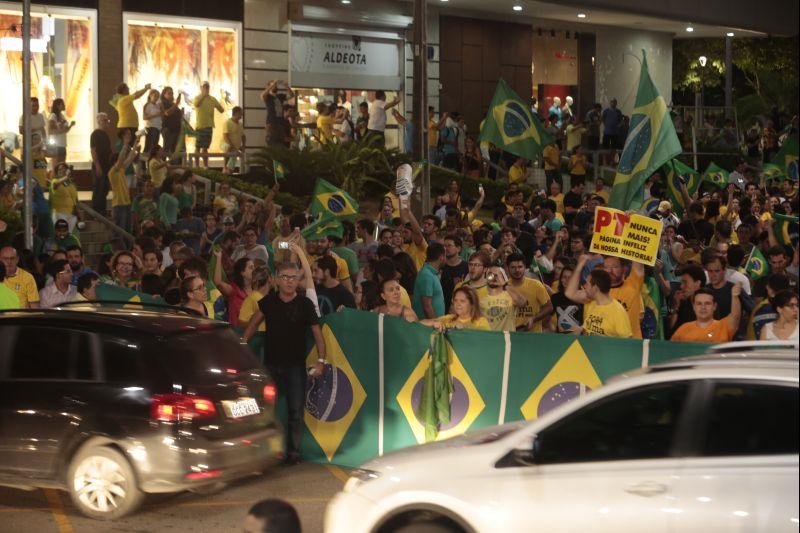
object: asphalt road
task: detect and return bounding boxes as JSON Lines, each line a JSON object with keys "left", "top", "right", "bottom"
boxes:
{"left": 0, "top": 462, "right": 349, "bottom": 533}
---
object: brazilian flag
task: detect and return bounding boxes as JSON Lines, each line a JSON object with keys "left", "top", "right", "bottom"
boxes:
{"left": 273, "top": 160, "right": 286, "bottom": 181}
{"left": 95, "top": 283, "right": 161, "bottom": 307}
{"left": 608, "top": 51, "right": 681, "bottom": 211}
{"left": 301, "top": 212, "right": 344, "bottom": 241}
{"left": 703, "top": 162, "right": 729, "bottom": 188}
{"left": 663, "top": 158, "right": 700, "bottom": 217}
{"left": 762, "top": 163, "right": 786, "bottom": 182}
{"left": 772, "top": 135, "right": 798, "bottom": 181}
{"left": 479, "top": 78, "right": 554, "bottom": 161}
{"left": 773, "top": 213, "right": 799, "bottom": 249}
{"left": 745, "top": 247, "right": 769, "bottom": 280}
{"left": 310, "top": 179, "right": 359, "bottom": 221}
{"left": 416, "top": 332, "right": 453, "bottom": 442}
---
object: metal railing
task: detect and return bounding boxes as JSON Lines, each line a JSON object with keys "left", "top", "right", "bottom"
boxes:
{"left": 176, "top": 150, "right": 249, "bottom": 173}
{"left": 75, "top": 202, "right": 135, "bottom": 247}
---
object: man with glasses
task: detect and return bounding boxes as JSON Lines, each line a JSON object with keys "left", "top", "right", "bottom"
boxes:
{"left": 242, "top": 262, "right": 327, "bottom": 465}
{"left": 39, "top": 259, "right": 77, "bottom": 308}
{"left": 1, "top": 246, "right": 39, "bottom": 308}
{"left": 232, "top": 224, "right": 270, "bottom": 265}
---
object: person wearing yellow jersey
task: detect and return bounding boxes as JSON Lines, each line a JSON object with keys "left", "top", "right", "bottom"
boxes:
{"left": 308, "top": 237, "right": 352, "bottom": 292}
{"left": 399, "top": 198, "right": 428, "bottom": 272}
{"left": 422, "top": 286, "right": 491, "bottom": 331}
{"left": 565, "top": 256, "right": 632, "bottom": 338}
{"left": 222, "top": 106, "right": 246, "bottom": 173}
{"left": 603, "top": 255, "right": 645, "bottom": 339}
{"left": 1, "top": 246, "right": 39, "bottom": 308}
{"left": 543, "top": 141, "right": 562, "bottom": 190}
{"left": 192, "top": 81, "right": 225, "bottom": 168}
{"left": 239, "top": 266, "right": 270, "bottom": 363}
{"left": 316, "top": 102, "right": 334, "bottom": 145}
{"left": 108, "top": 144, "right": 140, "bottom": 233}
{"left": 479, "top": 265, "right": 527, "bottom": 332}
{"left": 593, "top": 177, "right": 610, "bottom": 204}
{"left": 374, "top": 258, "right": 413, "bottom": 309}
{"left": 508, "top": 157, "right": 531, "bottom": 185}
{"left": 506, "top": 253, "right": 552, "bottom": 332}
{"left": 111, "top": 82, "right": 150, "bottom": 134}
{"left": 49, "top": 163, "right": 79, "bottom": 233}
{"left": 547, "top": 181, "right": 565, "bottom": 215}
{"left": 147, "top": 145, "right": 170, "bottom": 187}
{"left": 568, "top": 145, "right": 588, "bottom": 186}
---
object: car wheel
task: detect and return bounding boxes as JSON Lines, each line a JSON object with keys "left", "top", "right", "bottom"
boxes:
{"left": 66, "top": 445, "right": 144, "bottom": 520}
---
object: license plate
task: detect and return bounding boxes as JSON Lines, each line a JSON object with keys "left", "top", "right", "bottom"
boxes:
{"left": 223, "top": 398, "right": 260, "bottom": 419}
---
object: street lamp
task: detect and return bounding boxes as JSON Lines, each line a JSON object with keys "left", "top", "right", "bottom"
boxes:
{"left": 696, "top": 55, "right": 707, "bottom": 150}
{"left": 698, "top": 55, "right": 707, "bottom": 67}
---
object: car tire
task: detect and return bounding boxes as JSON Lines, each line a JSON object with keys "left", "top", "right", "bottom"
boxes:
{"left": 66, "top": 445, "right": 144, "bottom": 520}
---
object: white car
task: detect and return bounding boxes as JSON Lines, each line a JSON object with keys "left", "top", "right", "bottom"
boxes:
{"left": 326, "top": 342, "right": 799, "bottom": 533}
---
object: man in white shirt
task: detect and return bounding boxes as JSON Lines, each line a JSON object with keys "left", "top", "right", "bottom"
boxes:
{"left": 19, "top": 96, "right": 47, "bottom": 142}
{"left": 367, "top": 90, "right": 400, "bottom": 144}
{"left": 232, "top": 224, "right": 270, "bottom": 265}
{"left": 39, "top": 260, "right": 77, "bottom": 308}
{"left": 728, "top": 159, "right": 748, "bottom": 191}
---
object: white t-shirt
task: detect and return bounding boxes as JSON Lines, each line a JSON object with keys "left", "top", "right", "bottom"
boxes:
{"left": 20, "top": 113, "right": 48, "bottom": 142}
{"left": 47, "top": 113, "right": 67, "bottom": 147}
{"left": 333, "top": 120, "right": 352, "bottom": 142}
{"left": 144, "top": 101, "right": 163, "bottom": 129}
{"left": 367, "top": 99, "right": 387, "bottom": 132}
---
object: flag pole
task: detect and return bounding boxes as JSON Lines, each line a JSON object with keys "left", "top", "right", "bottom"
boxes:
{"left": 22, "top": 0, "right": 33, "bottom": 250}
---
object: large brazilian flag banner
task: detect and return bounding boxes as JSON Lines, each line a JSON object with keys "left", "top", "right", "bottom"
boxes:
{"left": 295, "top": 310, "right": 707, "bottom": 468}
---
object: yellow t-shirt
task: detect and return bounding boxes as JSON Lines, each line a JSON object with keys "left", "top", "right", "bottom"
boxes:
{"left": 193, "top": 95, "right": 221, "bottom": 129}
{"left": 583, "top": 299, "right": 633, "bottom": 338}
{"left": 438, "top": 314, "right": 491, "bottom": 331}
{"left": 609, "top": 270, "right": 644, "bottom": 339}
{"left": 332, "top": 254, "right": 350, "bottom": 282}
{"left": 594, "top": 188, "right": 610, "bottom": 204}
{"left": 508, "top": 165, "right": 526, "bottom": 185}
{"left": 32, "top": 156, "right": 49, "bottom": 186}
{"left": 317, "top": 114, "right": 334, "bottom": 144}
{"left": 549, "top": 193, "right": 565, "bottom": 214}
{"left": 428, "top": 119, "right": 438, "bottom": 147}
{"left": 543, "top": 144, "right": 560, "bottom": 171}
{"left": 513, "top": 277, "right": 550, "bottom": 331}
{"left": 569, "top": 155, "right": 587, "bottom": 176}
{"left": 479, "top": 290, "right": 517, "bottom": 332}
{"left": 672, "top": 319, "right": 734, "bottom": 343}
{"left": 239, "top": 290, "right": 266, "bottom": 332}
{"left": 223, "top": 118, "right": 244, "bottom": 148}
{"left": 115, "top": 94, "right": 138, "bottom": 129}
{"left": 148, "top": 158, "right": 167, "bottom": 187}
{"left": 399, "top": 285, "right": 412, "bottom": 309}
{"left": 3, "top": 268, "right": 39, "bottom": 308}
{"left": 50, "top": 179, "right": 78, "bottom": 214}
{"left": 109, "top": 167, "right": 131, "bottom": 207}
{"left": 404, "top": 240, "right": 428, "bottom": 272}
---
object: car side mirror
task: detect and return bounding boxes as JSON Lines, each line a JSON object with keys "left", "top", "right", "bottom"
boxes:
{"left": 496, "top": 434, "right": 539, "bottom": 468}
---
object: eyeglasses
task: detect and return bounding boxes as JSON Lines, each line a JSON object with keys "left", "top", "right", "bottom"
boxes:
{"left": 278, "top": 275, "right": 298, "bottom": 281}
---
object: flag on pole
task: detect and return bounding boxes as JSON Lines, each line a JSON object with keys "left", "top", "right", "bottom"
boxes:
{"left": 663, "top": 158, "right": 701, "bottom": 217}
{"left": 273, "top": 160, "right": 287, "bottom": 181}
{"left": 608, "top": 50, "right": 681, "bottom": 211}
{"left": 771, "top": 135, "right": 798, "bottom": 181}
{"left": 702, "top": 162, "right": 730, "bottom": 188}
{"left": 310, "top": 179, "right": 359, "bottom": 220}
{"left": 761, "top": 162, "right": 786, "bottom": 182}
{"left": 479, "top": 78, "right": 554, "bottom": 161}
{"left": 745, "top": 247, "right": 770, "bottom": 280}
{"left": 301, "top": 213, "right": 344, "bottom": 240}
{"left": 416, "top": 332, "right": 453, "bottom": 442}
{"left": 773, "top": 213, "right": 799, "bottom": 249}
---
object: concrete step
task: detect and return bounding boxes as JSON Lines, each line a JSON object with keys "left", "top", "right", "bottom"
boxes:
{"left": 79, "top": 230, "right": 113, "bottom": 243}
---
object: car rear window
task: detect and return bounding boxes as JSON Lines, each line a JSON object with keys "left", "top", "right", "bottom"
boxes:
{"left": 159, "top": 327, "right": 260, "bottom": 382}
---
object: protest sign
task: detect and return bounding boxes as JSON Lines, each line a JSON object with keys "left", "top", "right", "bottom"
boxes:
{"left": 589, "top": 206, "right": 663, "bottom": 266}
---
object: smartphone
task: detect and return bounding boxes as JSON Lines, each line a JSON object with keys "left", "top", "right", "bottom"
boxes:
{"left": 278, "top": 242, "right": 290, "bottom": 250}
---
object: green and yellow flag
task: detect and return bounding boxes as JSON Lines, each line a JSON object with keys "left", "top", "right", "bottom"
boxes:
{"left": 479, "top": 78, "right": 554, "bottom": 161}
{"left": 772, "top": 135, "right": 798, "bottom": 181}
{"left": 608, "top": 51, "right": 681, "bottom": 211}
{"left": 273, "top": 160, "right": 287, "bottom": 181}
{"left": 301, "top": 212, "right": 344, "bottom": 241}
{"left": 773, "top": 213, "right": 799, "bottom": 249}
{"left": 663, "top": 158, "right": 701, "bottom": 217}
{"left": 95, "top": 283, "right": 161, "bottom": 307}
{"left": 762, "top": 162, "right": 786, "bottom": 182}
{"left": 745, "top": 247, "right": 769, "bottom": 280}
{"left": 703, "top": 162, "right": 729, "bottom": 188}
{"left": 416, "top": 332, "right": 453, "bottom": 442}
{"left": 310, "top": 179, "right": 359, "bottom": 221}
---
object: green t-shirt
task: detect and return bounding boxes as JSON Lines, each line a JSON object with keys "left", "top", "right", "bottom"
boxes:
{"left": 0, "top": 283, "right": 20, "bottom": 310}
{"left": 178, "top": 190, "right": 194, "bottom": 210}
{"left": 133, "top": 195, "right": 159, "bottom": 222}
{"left": 412, "top": 263, "right": 446, "bottom": 318}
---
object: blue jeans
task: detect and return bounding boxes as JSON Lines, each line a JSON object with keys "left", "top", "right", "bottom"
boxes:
{"left": 113, "top": 205, "right": 132, "bottom": 233}
{"left": 267, "top": 365, "right": 306, "bottom": 457}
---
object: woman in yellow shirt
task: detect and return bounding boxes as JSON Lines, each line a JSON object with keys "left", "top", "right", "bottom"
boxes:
{"left": 49, "top": 163, "right": 79, "bottom": 233}
{"left": 422, "top": 286, "right": 491, "bottom": 331}
{"left": 239, "top": 266, "right": 270, "bottom": 363}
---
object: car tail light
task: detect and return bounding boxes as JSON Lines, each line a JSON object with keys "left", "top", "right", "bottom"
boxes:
{"left": 262, "top": 384, "right": 277, "bottom": 403}
{"left": 151, "top": 394, "right": 217, "bottom": 422}
{"left": 185, "top": 469, "right": 223, "bottom": 480}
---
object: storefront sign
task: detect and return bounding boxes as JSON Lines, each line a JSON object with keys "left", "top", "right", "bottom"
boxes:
{"left": 590, "top": 206, "right": 663, "bottom": 265}
{"left": 291, "top": 32, "right": 401, "bottom": 90}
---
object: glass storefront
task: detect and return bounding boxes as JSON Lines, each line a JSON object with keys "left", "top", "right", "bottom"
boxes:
{"left": 0, "top": 4, "right": 96, "bottom": 162}
{"left": 124, "top": 13, "right": 240, "bottom": 155}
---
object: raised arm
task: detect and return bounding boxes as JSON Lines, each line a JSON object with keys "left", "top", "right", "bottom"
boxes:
{"left": 726, "top": 282, "right": 742, "bottom": 333}
{"left": 132, "top": 85, "right": 151, "bottom": 100}
{"left": 565, "top": 255, "right": 591, "bottom": 304}
{"left": 400, "top": 199, "right": 425, "bottom": 247}
{"left": 468, "top": 186, "right": 486, "bottom": 220}
{"left": 385, "top": 97, "right": 401, "bottom": 111}
{"left": 212, "top": 248, "right": 234, "bottom": 297}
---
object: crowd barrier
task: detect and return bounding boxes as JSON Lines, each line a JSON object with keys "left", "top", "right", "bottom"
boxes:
{"left": 297, "top": 310, "right": 708, "bottom": 468}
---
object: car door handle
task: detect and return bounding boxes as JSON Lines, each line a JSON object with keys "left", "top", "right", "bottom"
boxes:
{"left": 625, "top": 481, "right": 667, "bottom": 497}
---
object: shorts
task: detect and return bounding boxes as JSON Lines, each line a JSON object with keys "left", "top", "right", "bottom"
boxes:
{"left": 602, "top": 134, "right": 618, "bottom": 149}
{"left": 196, "top": 127, "right": 213, "bottom": 149}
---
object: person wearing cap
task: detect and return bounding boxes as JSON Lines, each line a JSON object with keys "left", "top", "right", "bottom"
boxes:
{"left": 729, "top": 159, "right": 747, "bottom": 191}
{"left": 654, "top": 200, "right": 680, "bottom": 230}
{"left": 45, "top": 219, "right": 81, "bottom": 254}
